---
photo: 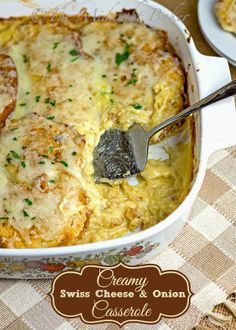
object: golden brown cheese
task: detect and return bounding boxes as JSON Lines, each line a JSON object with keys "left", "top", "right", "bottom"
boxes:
{"left": 215, "top": 0, "right": 236, "bottom": 34}
{"left": 0, "top": 113, "right": 98, "bottom": 247}
{"left": 0, "top": 53, "right": 18, "bottom": 128}
{"left": 0, "top": 14, "right": 193, "bottom": 248}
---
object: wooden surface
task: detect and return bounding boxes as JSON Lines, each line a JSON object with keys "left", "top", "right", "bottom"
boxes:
{"left": 157, "top": 0, "right": 236, "bottom": 80}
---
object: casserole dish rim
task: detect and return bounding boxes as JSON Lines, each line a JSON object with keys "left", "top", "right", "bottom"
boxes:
{"left": 0, "top": 0, "right": 234, "bottom": 257}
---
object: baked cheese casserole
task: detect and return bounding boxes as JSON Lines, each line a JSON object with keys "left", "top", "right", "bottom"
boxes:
{"left": 215, "top": 0, "right": 236, "bottom": 34}
{"left": 0, "top": 13, "right": 194, "bottom": 248}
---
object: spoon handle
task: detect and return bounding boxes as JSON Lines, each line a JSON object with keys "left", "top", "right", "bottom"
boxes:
{"left": 148, "top": 80, "right": 236, "bottom": 139}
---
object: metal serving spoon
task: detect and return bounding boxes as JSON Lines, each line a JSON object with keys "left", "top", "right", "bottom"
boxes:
{"left": 93, "top": 80, "right": 236, "bottom": 182}
{"left": 0, "top": 53, "right": 18, "bottom": 128}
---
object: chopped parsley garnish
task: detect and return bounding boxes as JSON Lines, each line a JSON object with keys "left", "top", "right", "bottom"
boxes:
{"left": 49, "top": 146, "right": 54, "bottom": 153}
{"left": 49, "top": 179, "right": 56, "bottom": 183}
{"left": 71, "top": 57, "right": 79, "bottom": 62}
{"left": 45, "top": 97, "right": 56, "bottom": 107}
{"left": 53, "top": 41, "right": 60, "bottom": 49}
{"left": 125, "top": 78, "right": 138, "bottom": 86}
{"left": 42, "top": 155, "right": 49, "bottom": 159}
{"left": 19, "top": 103, "right": 26, "bottom": 107}
{"left": 72, "top": 151, "right": 77, "bottom": 156}
{"left": 47, "top": 63, "right": 52, "bottom": 72}
{"left": 21, "top": 161, "right": 26, "bottom": 168}
{"left": 132, "top": 103, "right": 143, "bottom": 110}
{"left": 47, "top": 116, "right": 55, "bottom": 120}
{"left": 102, "top": 74, "right": 107, "bottom": 78}
{"left": 23, "top": 54, "right": 28, "bottom": 63}
{"left": 13, "top": 137, "right": 18, "bottom": 141}
{"left": 69, "top": 84, "right": 73, "bottom": 87}
{"left": 6, "top": 156, "right": 12, "bottom": 164}
{"left": 125, "top": 68, "right": 138, "bottom": 86}
{"left": 22, "top": 146, "right": 27, "bottom": 150}
{"left": 24, "top": 198, "right": 33, "bottom": 206}
{"left": 35, "top": 96, "right": 41, "bottom": 103}
{"left": 50, "top": 99, "right": 56, "bottom": 106}
{"left": 115, "top": 42, "right": 130, "bottom": 66}
{"left": 22, "top": 209, "right": 30, "bottom": 217}
{"left": 31, "top": 217, "right": 36, "bottom": 220}
{"left": 10, "top": 150, "right": 20, "bottom": 160}
{"left": 26, "top": 91, "right": 30, "bottom": 95}
{"left": 69, "top": 49, "right": 78, "bottom": 56}
{"left": 59, "top": 160, "right": 68, "bottom": 167}
{"left": 39, "top": 161, "right": 45, "bottom": 165}
{"left": 68, "top": 98, "right": 73, "bottom": 102}
{"left": 0, "top": 217, "right": 8, "bottom": 220}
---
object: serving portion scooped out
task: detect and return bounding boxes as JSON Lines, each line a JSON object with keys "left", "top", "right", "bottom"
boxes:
{"left": 93, "top": 81, "right": 236, "bottom": 181}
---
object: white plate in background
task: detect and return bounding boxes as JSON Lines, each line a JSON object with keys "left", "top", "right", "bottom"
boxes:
{"left": 198, "top": 0, "right": 236, "bottom": 66}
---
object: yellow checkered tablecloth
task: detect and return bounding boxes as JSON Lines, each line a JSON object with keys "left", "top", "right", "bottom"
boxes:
{"left": 0, "top": 146, "right": 235, "bottom": 330}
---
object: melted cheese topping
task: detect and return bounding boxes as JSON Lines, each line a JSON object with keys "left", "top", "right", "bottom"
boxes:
{"left": 215, "top": 0, "right": 236, "bottom": 34}
{"left": 0, "top": 15, "right": 193, "bottom": 248}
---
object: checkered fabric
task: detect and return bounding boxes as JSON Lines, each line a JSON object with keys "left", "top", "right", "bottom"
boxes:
{"left": 0, "top": 146, "right": 235, "bottom": 330}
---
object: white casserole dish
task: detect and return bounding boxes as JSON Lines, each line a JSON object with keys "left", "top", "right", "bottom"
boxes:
{"left": 0, "top": 0, "right": 235, "bottom": 279}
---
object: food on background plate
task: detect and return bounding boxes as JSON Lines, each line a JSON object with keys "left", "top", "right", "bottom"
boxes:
{"left": 215, "top": 0, "right": 236, "bottom": 34}
{"left": 0, "top": 12, "right": 194, "bottom": 248}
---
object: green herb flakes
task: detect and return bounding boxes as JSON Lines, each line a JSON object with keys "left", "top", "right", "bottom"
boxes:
{"left": 35, "top": 96, "right": 41, "bottom": 103}
{"left": 132, "top": 103, "right": 143, "bottom": 110}
{"left": 69, "top": 49, "right": 78, "bottom": 56}
{"left": 53, "top": 42, "right": 60, "bottom": 49}
{"left": 71, "top": 57, "right": 79, "bottom": 62}
{"left": 10, "top": 150, "right": 20, "bottom": 160}
{"left": 59, "top": 160, "right": 68, "bottom": 168}
{"left": 45, "top": 98, "right": 56, "bottom": 107}
{"left": 23, "top": 54, "right": 28, "bottom": 63}
{"left": 22, "top": 209, "right": 30, "bottom": 217}
{"left": 125, "top": 68, "right": 138, "bottom": 86}
{"left": 47, "top": 63, "right": 52, "bottom": 72}
{"left": 115, "top": 42, "right": 130, "bottom": 66}
{"left": 21, "top": 161, "right": 27, "bottom": 168}
{"left": 24, "top": 198, "right": 33, "bottom": 206}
